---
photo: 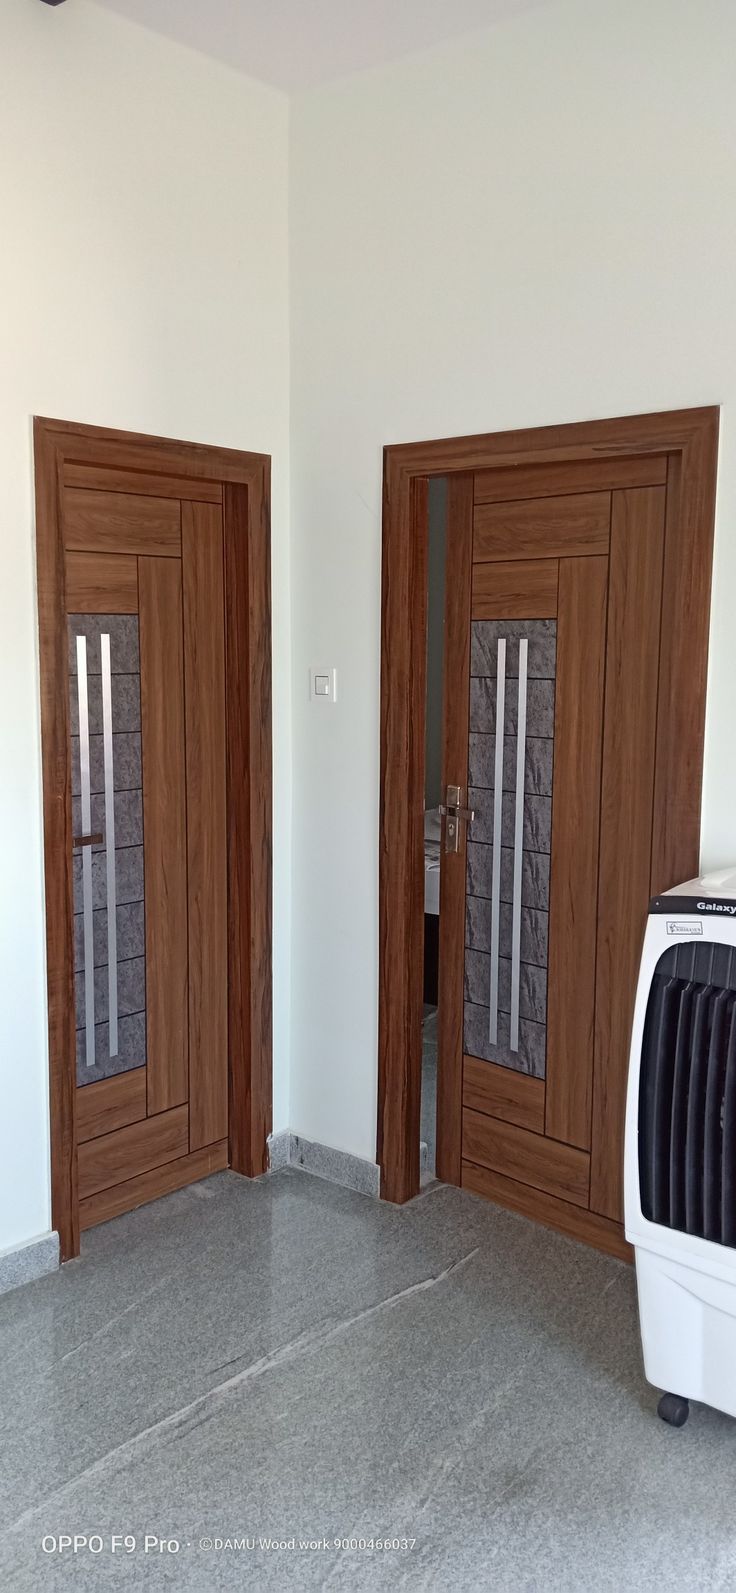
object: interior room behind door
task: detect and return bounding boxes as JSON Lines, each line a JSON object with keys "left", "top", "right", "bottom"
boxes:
{"left": 436, "top": 455, "right": 672, "bottom": 1256}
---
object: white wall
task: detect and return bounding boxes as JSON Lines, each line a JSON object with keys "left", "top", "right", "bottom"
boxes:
{"left": 0, "top": 0, "right": 290, "bottom": 1253}
{"left": 289, "top": 0, "right": 736, "bottom": 1161}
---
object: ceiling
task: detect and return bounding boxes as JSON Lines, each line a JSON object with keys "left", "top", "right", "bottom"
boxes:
{"left": 89, "top": 0, "right": 547, "bottom": 91}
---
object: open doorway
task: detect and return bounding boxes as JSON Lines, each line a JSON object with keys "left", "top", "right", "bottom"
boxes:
{"left": 420, "top": 478, "right": 447, "bottom": 1181}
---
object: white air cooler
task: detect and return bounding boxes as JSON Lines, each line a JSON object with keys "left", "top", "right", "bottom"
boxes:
{"left": 625, "top": 866, "right": 736, "bottom": 1427}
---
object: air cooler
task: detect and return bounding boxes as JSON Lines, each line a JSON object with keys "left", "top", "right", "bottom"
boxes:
{"left": 625, "top": 866, "right": 736, "bottom": 1428}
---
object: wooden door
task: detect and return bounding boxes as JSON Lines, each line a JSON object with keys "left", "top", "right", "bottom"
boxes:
{"left": 437, "top": 456, "right": 670, "bottom": 1253}
{"left": 65, "top": 486, "right": 228, "bottom": 1229}
{"left": 36, "top": 418, "right": 274, "bottom": 1262}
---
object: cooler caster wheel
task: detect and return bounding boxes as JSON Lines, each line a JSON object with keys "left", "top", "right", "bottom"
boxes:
{"left": 657, "top": 1392, "right": 690, "bottom": 1428}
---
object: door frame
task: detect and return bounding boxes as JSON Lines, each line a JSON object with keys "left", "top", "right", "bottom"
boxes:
{"left": 378, "top": 406, "right": 719, "bottom": 1208}
{"left": 34, "top": 416, "right": 273, "bottom": 1260}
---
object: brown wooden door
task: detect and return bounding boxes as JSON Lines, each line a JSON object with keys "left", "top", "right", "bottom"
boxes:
{"left": 437, "top": 455, "right": 669, "bottom": 1246}
{"left": 65, "top": 486, "right": 228, "bottom": 1229}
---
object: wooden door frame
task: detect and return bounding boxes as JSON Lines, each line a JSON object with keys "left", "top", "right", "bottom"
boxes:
{"left": 378, "top": 406, "right": 719, "bottom": 1207}
{"left": 34, "top": 416, "right": 273, "bottom": 1260}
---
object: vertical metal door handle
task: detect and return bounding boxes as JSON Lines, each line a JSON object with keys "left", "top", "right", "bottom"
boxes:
{"left": 101, "top": 633, "right": 119, "bottom": 1058}
{"left": 76, "top": 634, "right": 96, "bottom": 1071}
{"left": 489, "top": 637, "right": 506, "bottom": 1046}
{"left": 509, "top": 638, "right": 528, "bottom": 1052}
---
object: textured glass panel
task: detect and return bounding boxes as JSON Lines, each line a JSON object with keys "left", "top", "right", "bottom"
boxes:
{"left": 69, "top": 615, "right": 147, "bottom": 1086}
{"left": 464, "top": 618, "right": 556, "bottom": 1079}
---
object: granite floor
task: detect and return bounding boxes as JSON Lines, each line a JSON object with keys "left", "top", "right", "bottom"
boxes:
{"left": 1, "top": 1169, "right": 736, "bottom": 1591}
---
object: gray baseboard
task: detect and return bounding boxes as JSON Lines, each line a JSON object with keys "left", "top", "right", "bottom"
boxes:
{"left": 0, "top": 1233, "right": 59, "bottom": 1297}
{"left": 267, "top": 1132, "right": 380, "bottom": 1197}
{"left": 267, "top": 1130, "right": 291, "bottom": 1171}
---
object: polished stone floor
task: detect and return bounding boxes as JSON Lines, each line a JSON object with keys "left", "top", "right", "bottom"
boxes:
{"left": 1, "top": 1168, "right": 735, "bottom": 1591}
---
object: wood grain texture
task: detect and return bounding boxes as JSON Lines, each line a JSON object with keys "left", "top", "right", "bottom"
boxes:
{"left": 590, "top": 487, "right": 666, "bottom": 1221}
{"left": 463, "top": 1109, "right": 590, "bottom": 1207}
{"left": 545, "top": 555, "right": 608, "bottom": 1150}
{"left": 463, "top": 1056, "right": 545, "bottom": 1134}
{"left": 36, "top": 417, "right": 273, "bottom": 1249}
{"left": 64, "top": 487, "right": 181, "bottom": 556}
{"left": 76, "top": 1069, "right": 147, "bottom": 1144}
{"left": 64, "top": 550, "right": 138, "bottom": 612}
{"left": 39, "top": 415, "right": 268, "bottom": 485}
{"left": 378, "top": 469, "right": 427, "bottom": 1202}
{"left": 473, "top": 454, "right": 667, "bottom": 504}
{"left": 385, "top": 407, "right": 718, "bottom": 477}
{"left": 472, "top": 558, "right": 559, "bottom": 619}
{"left": 79, "top": 1140, "right": 227, "bottom": 1229}
{"left": 224, "top": 479, "right": 273, "bottom": 1176}
{"left": 183, "top": 502, "right": 228, "bottom": 1151}
{"left": 64, "top": 461, "right": 222, "bottom": 504}
{"left": 461, "top": 1160, "right": 632, "bottom": 1262}
{"left": 436, "top": 475, "right": 474, "bottom": 1185}
{"left": 650, "top": 432, "right": 718, "bottom": 892}
{"left": 377, "top": 407, "right": 717, "bottom": 1237}
{"left": 139, "top": 556, "right": 189, "bottom": 1115}
{"left": 78, "top": 1104, "right": 189, "bottom": 1199}
{"left": 34, "top": 422, "right": 79, "bottom": 1261}
{"left": 473, "top": 492, "right": 610, "bottom": 562}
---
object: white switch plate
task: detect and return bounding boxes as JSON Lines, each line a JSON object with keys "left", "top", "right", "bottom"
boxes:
{"left": 311, "top": 667, "right": 337, "bottom": 703}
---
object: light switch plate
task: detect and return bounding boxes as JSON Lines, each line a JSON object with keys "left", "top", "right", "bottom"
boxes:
{"left": 311, "top": 667, "right": 337, "bottom": 703}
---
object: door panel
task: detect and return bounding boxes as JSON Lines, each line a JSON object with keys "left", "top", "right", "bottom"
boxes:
{"left": 79, "top": 1141, "right": 229, "bottom": 1233}
{"left": 590, "top": 485, "right": 666, "bottom": 1218}
{"left": 473, "top": 491, "right": 610, "bottom": 562}
{"left": 139, "top": 557, "right": 188, "bottom": 1114}
{"left": 462, "top": 1109, "right": 590, "bottom": 1207}
{"left": 77, "top": 1104, "right": 189, "bottom": 1199}
{"left": 463, "top": 1055, "right": 545, "bottom": 1134}
{"left": 76, "top": 1069, "right": 147, "bottom": 1143}
{"left": 182, "top": 501, "right": 228, "bottom": 1150}
{"left": 36, "top": 417, "right": 274, "bottom": 1259}
{"left": 65, "top": 487, "right": 182, "bottom": 556}
{"left": 544, "top": 555, "right": 608, "bottom": 1149}
{"left": 472, "top": 558, "right": 559, "bottom": 619}
{"left": 63, "top": 460, "right": 223, "bottom": 504}
{"left": 440, "top": 466, "right": 669, "bottom": 1241}
{"left": 65, "top": 485, "right": 229, "bottom": 1220}
{"left": 65, "top": 551, "right": 139, "bottom": 612}
{"left": 472, "top": 453, "right": 668, "bottom": 504}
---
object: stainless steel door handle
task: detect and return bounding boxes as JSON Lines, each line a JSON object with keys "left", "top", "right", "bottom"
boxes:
{"left": 440, "top": 785, "right": 475, "bottom": 853}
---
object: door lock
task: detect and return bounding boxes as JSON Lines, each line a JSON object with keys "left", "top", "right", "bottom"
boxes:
{"left": 439, "top": 785, "right": 475, "bottom": 854}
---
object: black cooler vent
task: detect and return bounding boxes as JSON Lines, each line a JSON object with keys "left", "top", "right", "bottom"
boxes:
{"left": 639, "top": 942, "right": 736, "bottom": 1243}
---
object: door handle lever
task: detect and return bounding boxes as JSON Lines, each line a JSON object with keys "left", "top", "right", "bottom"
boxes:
{"left": 439, "top": 785, "right": 475, "bottom": 853}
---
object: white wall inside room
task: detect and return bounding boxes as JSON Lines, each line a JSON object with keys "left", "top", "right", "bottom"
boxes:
{"left": 288, "top": 0, "right": 736, "bottom": 1161}
{"left": 0, "top": 0, "right": 290, "bottom": 1252}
